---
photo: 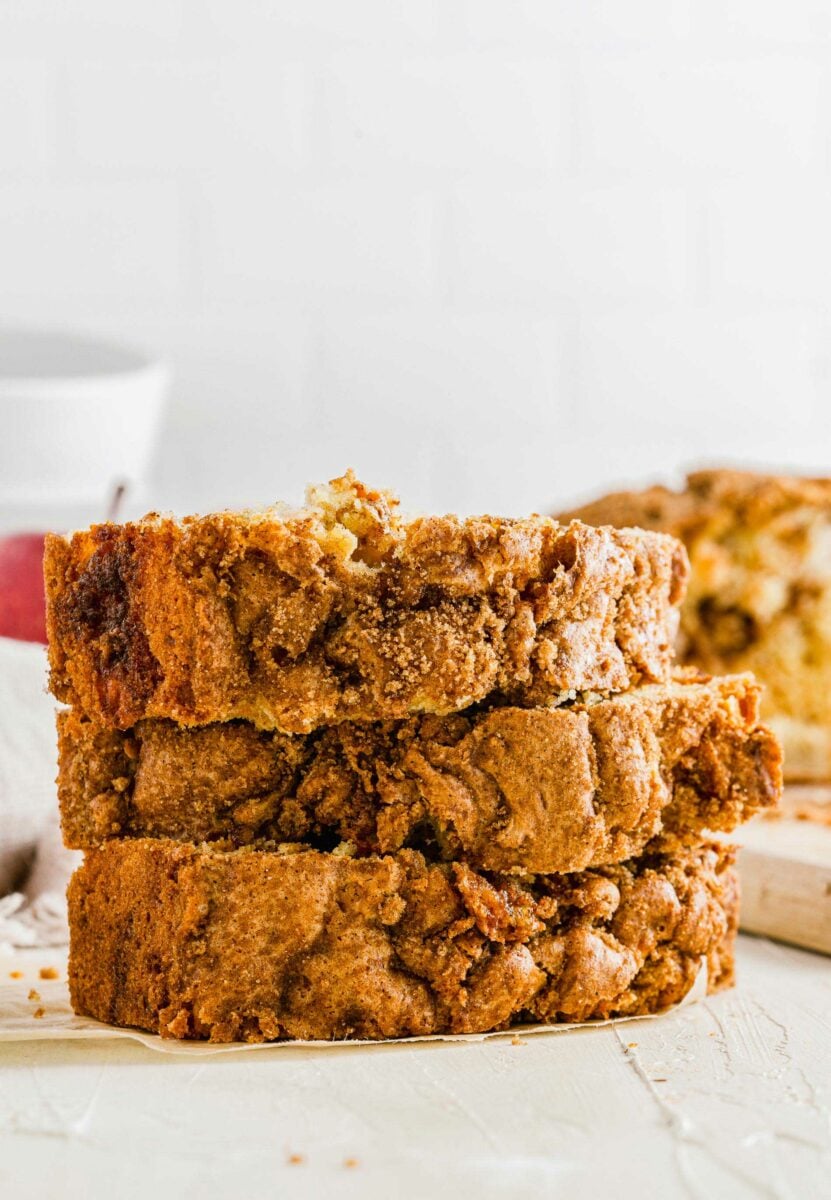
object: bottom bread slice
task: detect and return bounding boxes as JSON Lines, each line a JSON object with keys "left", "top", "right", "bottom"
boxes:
{"left": 68, "top": 839, "right": 737, "bottom": 1043}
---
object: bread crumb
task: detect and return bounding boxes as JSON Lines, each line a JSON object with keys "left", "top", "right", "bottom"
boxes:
{"left": 343, "top": 1158, "right": 359, "bottom": 1169}
{"left": 9, "top": 971, "right": 22, "bottom": 980}
{"left": 39, "top": 967, "right": 59, "bottom": 981}
{"left": 33, "top": 1008, "right": 45, "bottom": 1019}
{"left": 28, "top": 989, "right": 40, "bottom": 1002}
{"left": 627, "top": 1042, "right": 638, "bottom": 1049}
{"left": 511, "top": 1035, "right": 526, "bottom": 1046}
{"left": 287, "top": 1154, "right": 305, "bottom": 1166}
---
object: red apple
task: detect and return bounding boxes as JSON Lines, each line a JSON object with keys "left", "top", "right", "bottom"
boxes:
{"left": 0, "top": 532, "right": 47, "bottom": 643}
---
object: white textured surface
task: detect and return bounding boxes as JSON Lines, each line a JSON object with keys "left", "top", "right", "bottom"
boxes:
{"left": 1, "top": 936, "right": 829, "bottom": 1199}
{"left": 1, "top": 1, "right": 831, "bottom": 517}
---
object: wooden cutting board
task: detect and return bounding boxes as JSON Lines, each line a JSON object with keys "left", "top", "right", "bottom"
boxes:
{"left": 738, "top": 786, "right": 831, "bottom": 955}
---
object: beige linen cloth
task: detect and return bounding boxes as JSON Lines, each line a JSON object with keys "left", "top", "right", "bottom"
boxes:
{"left": 0, "top": 637, "right": 78, "bottom": 950}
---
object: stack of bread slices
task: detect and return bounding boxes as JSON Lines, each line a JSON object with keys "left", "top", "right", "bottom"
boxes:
{"left": 44, "top": 472, "right": 782, "bottom": 1043}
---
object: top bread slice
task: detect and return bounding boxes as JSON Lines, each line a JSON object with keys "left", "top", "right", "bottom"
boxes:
{"left": 45, "top": 472, "right": 688, "bottom": 733}
{"left": 561, "top": 469, "right": 831, "bottom": 781}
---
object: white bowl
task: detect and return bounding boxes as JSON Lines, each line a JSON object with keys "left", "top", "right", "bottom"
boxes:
{"left": 0, "top": 329, "right": 169, "bottom": 506}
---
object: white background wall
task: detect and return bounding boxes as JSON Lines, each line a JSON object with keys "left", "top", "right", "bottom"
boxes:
{"left": 2, "top": 0, "right": 831, "bottom": 517}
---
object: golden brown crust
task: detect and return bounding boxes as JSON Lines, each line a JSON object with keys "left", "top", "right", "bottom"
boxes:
{"left": 58, "top": 672, "right": 781, "bottom": 873}
{"left": 67, "top": 838, "right": 737, "bottom": 1042}
{"left": 561, "top": 469, "right": 831, "bottom": 781}
{"left": 45, "top": 472, "right": 687, "bottom": 733}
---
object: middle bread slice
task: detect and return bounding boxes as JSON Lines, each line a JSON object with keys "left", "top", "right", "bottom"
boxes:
{"left": 60, "top": 670, "right": 780, "bottom": 874}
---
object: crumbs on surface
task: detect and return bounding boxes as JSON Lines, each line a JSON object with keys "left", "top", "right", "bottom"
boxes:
{"left": 39, "top": 966, "right": 59, "bottom": 980}
{"left": 28, "top": 988, "right": 40, "bottom": 1002}
{"left": 511, "top": 1035, "right": 526, "bottom": 1046}
{"left": 287, "top": 1154, "right": 305, "bottom": 1166}
{"left": 343, "top": 1158, "right": 359, "bottom": 1169}
{"left": 33, "top": 1007, "right": 45, "bottom": 1019}
{"left": 9, "top": 971, "right": 22, "bottom": 980}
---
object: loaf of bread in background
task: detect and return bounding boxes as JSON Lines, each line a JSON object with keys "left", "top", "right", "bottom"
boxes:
{"left": 561, "top": 469, "right": 831, "bottom": 781}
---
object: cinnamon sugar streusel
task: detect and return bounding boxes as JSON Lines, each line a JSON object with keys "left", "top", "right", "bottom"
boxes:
{"left": 562, "top": 469, "right": 831, "bottom": 781}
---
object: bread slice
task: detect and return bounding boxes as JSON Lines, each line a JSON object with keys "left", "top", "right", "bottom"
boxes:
{"left": 45, "top": 471, "right": 687, "bottom": 733}
{"left": 68, "top": 838, "right": 737, "bottom": 1042}
{"left": 59, "top": 671, "right": 780, "bottom": 874}
{"left": 561, "top": 469, "right": 831, "bottom": 782}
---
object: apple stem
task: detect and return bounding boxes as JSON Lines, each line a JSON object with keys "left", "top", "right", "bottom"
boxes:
{"left": 107, "top": 482, "right": 128, "bottom": 522}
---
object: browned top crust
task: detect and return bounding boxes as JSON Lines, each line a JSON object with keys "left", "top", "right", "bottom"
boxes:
{"left": 68, "top": 838, "right": 737, "bottom": 1042}
{"left": 561, "top": 469, "right": 831, "bottom": 782}
{"left": 45, "top": 471, "right": 688, "bottom": 732}
{"left": 58, "top": 671, "right": 781, "bottom": 873}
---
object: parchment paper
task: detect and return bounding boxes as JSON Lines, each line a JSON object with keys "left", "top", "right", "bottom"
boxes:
{"left": 0, "top": 947, "right": 709, "bottom": 1055}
